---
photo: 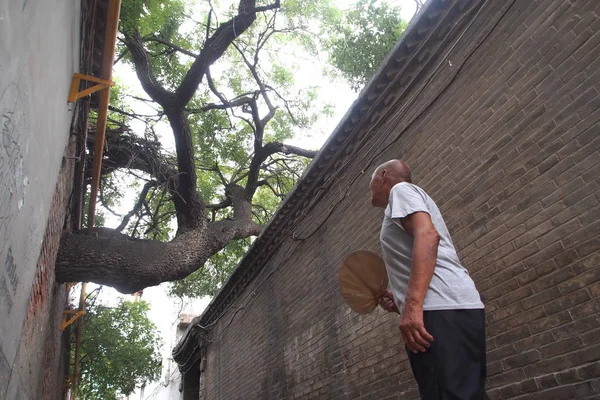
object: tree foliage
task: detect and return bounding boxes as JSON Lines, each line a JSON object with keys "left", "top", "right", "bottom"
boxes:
{"left": 325, "top": 0, "right": 407, "bottom": 91}
{"left": 78, "top": 298, "right": 162, "bottom": 399}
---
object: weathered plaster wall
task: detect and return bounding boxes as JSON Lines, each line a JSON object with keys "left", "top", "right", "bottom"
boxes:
{"left": 0, "top": 0, "right": 80, "bottom": 398}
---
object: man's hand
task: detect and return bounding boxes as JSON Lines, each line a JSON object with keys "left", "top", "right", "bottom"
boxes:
{"left": 399, "top": 304, "right": 434, "bottom": 353}
{"left": 378, "top": 290, "right": 400, "bottom": 314}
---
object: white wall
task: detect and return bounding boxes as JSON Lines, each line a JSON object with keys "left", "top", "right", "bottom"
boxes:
{"left": 0, "top": 0, "right": 80, "bottom": 397}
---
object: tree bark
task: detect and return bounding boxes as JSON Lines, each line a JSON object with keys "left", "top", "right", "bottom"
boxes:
{"left": 56, "top": 208, "right": 261, "bottom": 293}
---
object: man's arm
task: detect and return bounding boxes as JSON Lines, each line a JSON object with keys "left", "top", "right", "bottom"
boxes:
{"left": 399, "top": 211, "right": 439, "bottom": 352}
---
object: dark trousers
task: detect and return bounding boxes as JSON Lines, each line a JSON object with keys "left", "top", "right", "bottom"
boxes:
{"left": 407, "top": 309, "right": 488, "bottom": 400}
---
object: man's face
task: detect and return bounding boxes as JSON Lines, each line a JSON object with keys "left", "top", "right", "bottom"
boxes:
{"left": 370, "top": 170, "right": 388, "bottom": 208}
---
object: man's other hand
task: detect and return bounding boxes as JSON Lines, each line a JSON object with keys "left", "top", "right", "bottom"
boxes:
{"left": 378, "top": 290, "right": 400, "bottom": 314}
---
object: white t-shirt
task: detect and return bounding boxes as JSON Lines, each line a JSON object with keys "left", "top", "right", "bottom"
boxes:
{"left": 380, "top": 182, "right": 484, "bottom": 311}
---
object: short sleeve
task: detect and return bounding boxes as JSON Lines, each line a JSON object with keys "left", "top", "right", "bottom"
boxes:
{"left": 389, "top": 183, "right": 429, "bottom": 219}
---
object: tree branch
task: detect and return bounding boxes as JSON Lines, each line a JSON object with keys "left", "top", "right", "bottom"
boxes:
{"left": 116, "top": 181, "right": 158, "bottom": 233}
{"left": 245, "top": 141, "right": 317, "bottom": 198}
{"left": 144, "top": 36, "right": 199, "bottom": 58}
{"left": 263, "top": 142, "right": 318, "bottom": 158}
{"left": 173, "top": 0, "right": 281, "bottom": 108}
{"left": 206, "top": 199, "right": 232, "bottom": 211}
{"left": 87, "top": 127, "right": 176, "bottom": 185}
{"left": 122, "top": 31, "right": 176, "bottom": 106}
{"left": 108, "top": 105, "right": 163, "bottom": 121}
{"left": 231, "top": 41, "right": 276, "bottom": 127}
{"left": 164, "top": 109, "right": 206, "bottom": 230}
{"left": 187, "top": 94, "right": 257, "bottom": 113}
{"left": 257, "top": 179, "right": 284, "bottom": 198}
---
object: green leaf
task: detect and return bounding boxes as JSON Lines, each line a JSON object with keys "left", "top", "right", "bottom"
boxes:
{"left": 78, "top": 299, "right": 162, "bottom": 399}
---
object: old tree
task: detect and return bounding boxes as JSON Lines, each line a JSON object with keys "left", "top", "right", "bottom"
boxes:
{"left": 56, "top": 0, "right": 406, "bottom": 295}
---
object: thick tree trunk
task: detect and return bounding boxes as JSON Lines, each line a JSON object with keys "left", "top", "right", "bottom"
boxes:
{"left": 56, "top": 229, "right": 216, "bottom": 293}
{"left": 55, "top": 217, "right": 261, "bottom": 293}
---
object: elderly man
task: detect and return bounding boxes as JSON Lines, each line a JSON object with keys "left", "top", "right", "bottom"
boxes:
{"left": 370, "top": 159, "right": 487, "bottom": 400}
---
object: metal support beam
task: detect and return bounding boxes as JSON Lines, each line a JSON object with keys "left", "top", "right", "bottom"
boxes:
{"left": 87, "top": 0, "right": 121, "bottom": 227}
{"left": 61, "top": 309, "right": 86, "bottom": 330}
{"left": 67, "top": 73, "right": 112, "bottom": 103}
{"left": 70, "top": 1, "right": 122, "bottom": 399}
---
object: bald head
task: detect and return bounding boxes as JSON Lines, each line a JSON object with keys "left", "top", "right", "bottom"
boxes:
{"left": 369, "top": 159, "right": 412, "bottom": 208}
{"left": 374, "top": 159, "right": 412, "bottom": 184}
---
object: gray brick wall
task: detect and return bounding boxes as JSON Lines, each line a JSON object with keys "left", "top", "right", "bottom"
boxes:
{"left": 193, "top": 1, "right": 600, "bottom": 399}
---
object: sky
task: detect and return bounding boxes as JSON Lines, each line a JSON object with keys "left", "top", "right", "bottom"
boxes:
{"left": 85, "top": 1, "right": 419, "bottom": 397}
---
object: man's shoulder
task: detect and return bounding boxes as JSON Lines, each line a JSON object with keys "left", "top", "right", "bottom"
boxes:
{"left": 392, "top": 182, "right": 419, "bottom": 192}
{"left": 391, "top": 182, "right": 429, "bottom": 197}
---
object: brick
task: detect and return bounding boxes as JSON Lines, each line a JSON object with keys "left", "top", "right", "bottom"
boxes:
{"left": 539, "top": 336, "right": 585, "bottom": 358}
{"left": 503, "top": 350, "right": 542, "bottom": 370}
{"left": 575, "top": 238, "right": 600, "bottom": 259}
{"left": 493, "top": 325, "right": 531, "bottom": 347}
{"left": 488, "top": 368, "right": 525, "bottom": 388}
{"left": 488, "top": 302, "right": 522, "bottom": 324}
{"left": 497, "top": 285, "right": 534, "bottom": 308}
{"left": 555, "top": 368, "right": 584, "bottom": 385}
{"left": 581, "top": 327, "right": 600, "bottom": 347}
{"left": 575, "top": 379, "right": 600, "bottom": 398}
{"left": 517, "top": 268, "right": 538, "bottom": 286}
{"left": 503, "top": 241, "right": 541, "bottom": 268}
{"left": 553, "top": 315, "right": 600, "bottom": 340}
{"left": 523, "top": 241, "right": 569, "bottom": 270}
{"left": 570, "top": 299, "right": 600, "bottom": 320}
{"left": 558, "top": 269, "right": 600, "bottom": 295}
{"left": 482, "top": 285, "right": 504, "bottom": 303}
{"left": 590, "top": 281, "right": 600, "bottom": 298}
{"left": 487, "top": 361, "right": 503, "bottom": 378}
{"left": 520, "top": 383, "right": 582, "bottom": 400}
{"left": 577, "top": 361, "right": 600, "bottom": 380}
{"left": 524, "top": 356, "right": 569, "bottom": 378}
{"left": 513, "top": 331, "right": 556, "bottom": 354}
{"left": 495, "top": 263, "right": 527, "bottom": 287}
{"left": 565, "top": 343, "right": 600, "bottom": 367}
{"left": 498, "top": 377, "right": 539, "bottom": 398}
{"left": 530, "top": 311, "right": 573, "bottom": 334}
{"left": 535, "top": 373, "right": 559, "bottom": 390}
{"left": 491, "top": 224, "right": 529, "bottom": 250}
{"left": 506, "top": 306, "right": 546, "bottom": 329}
{"left": 540, "top": 176, "right": 583, "bottom": 208}
{"left": 532, "top": 263, "right": 576, "bottom": 292}
{"left": 521, "top": 287, "right": 562, "bottom": 310}
{"left": 536, "top": 218, "right": 582, "bottom": 249}
{"left": 488, "top": 344, "right": 517, "bottom": 363}
{"left": 544, "top": 289, "right": 592, "bottom": 315}
{"left": 569, "top": 251, "right": 599, "bottom": 273}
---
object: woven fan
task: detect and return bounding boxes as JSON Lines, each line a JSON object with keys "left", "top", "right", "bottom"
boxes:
{"left": 339, "top": 250, "right": 388, "bottom": 314}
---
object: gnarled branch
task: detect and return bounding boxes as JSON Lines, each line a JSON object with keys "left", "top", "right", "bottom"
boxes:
{"left": 116, "top": 181, "right": 158, "bottom": 233}
{"left": 174, "top": 0, "right": 281, "bottom": 108}
{"left": 122, "top": 31, "right": 176, "bottom": 106}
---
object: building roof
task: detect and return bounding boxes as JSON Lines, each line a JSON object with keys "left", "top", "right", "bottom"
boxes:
{"left": 173, "top": 0, "right": 486, "bottom": 373}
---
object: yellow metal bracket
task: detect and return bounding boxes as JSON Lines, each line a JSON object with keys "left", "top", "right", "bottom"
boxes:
{"left": 61, "top": 310, "right": 86, "bottom": 330}
{"left": 68, "top": 73, "right": 112, "bottom": 103}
